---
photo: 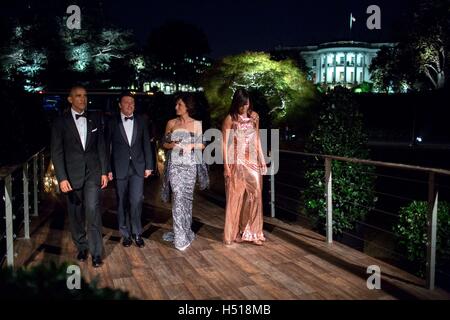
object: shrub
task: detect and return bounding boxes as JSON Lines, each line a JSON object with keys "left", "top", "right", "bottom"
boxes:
{"left": 0, "top": 262, "right": 132, "bottom": 300}
{"left": 304, "top": 86, "right": 376, "bottom": 235}
{"left": 394, "top": 200, "right": 450, "bottom": 276}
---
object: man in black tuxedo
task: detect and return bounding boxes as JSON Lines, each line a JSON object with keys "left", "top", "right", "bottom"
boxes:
{"left": 106, "top": 92, "right": 154, "bottom": 248}
{"left": 51, "top": 85, "right": 108, "bottom": 268}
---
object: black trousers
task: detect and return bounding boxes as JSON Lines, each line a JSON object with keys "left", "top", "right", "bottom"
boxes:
{"left": 66, "top": 179, "right": 103, "bottom": 257}
{"left": 115, "top": 161, "right": 144, "bottom": 238}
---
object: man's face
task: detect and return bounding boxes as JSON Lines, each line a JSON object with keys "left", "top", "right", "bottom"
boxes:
{"left": 68, "top": 88, "right": 87, "bottom": 112}
{"left": 119, "top": 96, "right": 135, "bottom": 116}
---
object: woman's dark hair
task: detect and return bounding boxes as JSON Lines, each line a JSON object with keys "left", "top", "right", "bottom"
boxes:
{"left": 175, "top": 92, "right": 196, "bottom": 116}
{"left": 228, "top": 88, "right": 252, "bottom": 120}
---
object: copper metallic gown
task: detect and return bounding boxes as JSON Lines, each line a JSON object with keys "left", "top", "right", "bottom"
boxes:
{"left": 223, "top": 114, "right": 266, "bottom": 243}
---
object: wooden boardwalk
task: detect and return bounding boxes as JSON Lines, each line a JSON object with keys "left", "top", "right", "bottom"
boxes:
{"left": 11, "top": 177, "right": 450, "bottom": 300}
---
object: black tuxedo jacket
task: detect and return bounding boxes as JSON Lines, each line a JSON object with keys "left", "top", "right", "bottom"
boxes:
{"left": 106, "top": 114, "right": 154, "bottom": 179}
{"left": 51, "top": 110, "right": 108, "bottom": 189}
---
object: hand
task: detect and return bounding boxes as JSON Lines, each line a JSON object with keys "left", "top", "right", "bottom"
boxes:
{"left": 260, "top": 164, "right": 268, "bottom": 175}
{"left": 182, "top": 143, "right": 194, "bottom": 153}
{"left": 169, "top": 140, "right": 181, "bottom": 150}
{"left": 144, "top": 170, "right": 152, "bottom": 178}
{"left": 59, "top": 180, "right": 72, "bottom": 193}
{"left": 101, "top": 175, "right": 108, "bottom": 189}
{"left": 224, "top": 166, "right": 231, "bottom": 178}
{"left": 108, "top": 172, "right": 114, "bottom": 181}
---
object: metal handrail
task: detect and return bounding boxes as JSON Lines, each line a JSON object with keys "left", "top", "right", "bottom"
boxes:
{"left": 279, "top": 149, "right": 450, "bottom": 176}
{"left": 268, "top": 149, "right": 449, "bottom": 290}
{"left": 0, "top": 148, "right": 46, "bottom": 267}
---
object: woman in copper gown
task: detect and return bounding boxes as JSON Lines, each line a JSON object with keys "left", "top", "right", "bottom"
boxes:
{"left": 222, "top": 88, "right": 267, "bottom": 246}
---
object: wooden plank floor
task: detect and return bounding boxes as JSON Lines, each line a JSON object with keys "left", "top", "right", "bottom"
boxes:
{"left": 11, "top": 177, "right": 450, "bottom": 300}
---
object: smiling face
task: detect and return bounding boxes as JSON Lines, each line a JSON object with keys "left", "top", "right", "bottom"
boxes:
{"left": 119, "top": 96, "right": 135, "bottom": 117}
{"left": 68, "top": 87, "right": 87, "bottom": 113}
{"left": 175, "top": 98, "right": 188, "bottom": 116}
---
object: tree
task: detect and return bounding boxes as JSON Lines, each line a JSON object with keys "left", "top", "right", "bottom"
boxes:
{"left": 144, "top": 20, "right": 211, "bottom": 87}
{"left": 0, "top": 19, "right": 10, "bottom": 79}
{"left": 60, "top": 18, "right": 135, "bottom": 88}
{"left": 91, "top": 29, "right": 134, "bottom": 73}
{"left": 369, "top": 45, "right": 414, "bottom": 93}
{"left": 413, "top": 27, "right": 447, "bottom": 89}
{"left": 0, "top": 21, "right": 48, "bottom": 92}
{"left": 202, "top": 52, "right": 316, "bottom": 126}
{"left": 1, "top": 1, "right": 138, "bottom": 91}
{"left": 411, "top": 0, "right": 449, "bottom": 89}
{"left": 369, "top": 0, "right": 449, "bottom": 91}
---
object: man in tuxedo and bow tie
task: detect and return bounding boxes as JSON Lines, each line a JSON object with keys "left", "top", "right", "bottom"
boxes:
{"left": 106, "top": 92, "right": 154, "bottom": 248}
{"left": 51, "top": 85, "right": 108, "bottom": 268}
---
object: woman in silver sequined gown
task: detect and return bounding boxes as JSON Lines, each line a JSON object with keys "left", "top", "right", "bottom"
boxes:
{"left": 161, "top": 94, "right": 206, "bottom": 251}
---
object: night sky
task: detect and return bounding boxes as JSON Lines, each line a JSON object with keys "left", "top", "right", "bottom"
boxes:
{"left": 3, "top": 0, "right": 410, "bottom": 58}
{"left": 104, "top": 0, "right": 409, "bottom": 57}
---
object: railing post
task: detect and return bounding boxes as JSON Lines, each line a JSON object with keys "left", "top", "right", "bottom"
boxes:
{"left": 270, "top": 163, "right": 276, "bottom": 218}
{"left": 4, "top": 174, "right": 14, "bottom": 267}
{"left": 325, "top": 157, "right": 333, "bottom": 244}
{"left": 22, "top": 163, "right": 30, "bottom": 239}
{"left": 33, "top": 155, "right": 38, "bottom": 217}
{"left": 426, "top": 172, "right": 438, "bottom": 290}
{"left": 40, "top": 151, "right": 45, "bottom": 183}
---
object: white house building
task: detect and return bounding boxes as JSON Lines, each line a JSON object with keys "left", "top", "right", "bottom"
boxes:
{"left": 275, "top": 41, "right": 395, "bottom": 87}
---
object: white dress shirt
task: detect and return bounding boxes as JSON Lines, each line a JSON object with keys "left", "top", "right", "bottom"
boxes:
{"left": 121, "top": 112, "right": 134, "bottom": 146}
{"left": 71, "top": 108, "right": 87, "bottom": 150}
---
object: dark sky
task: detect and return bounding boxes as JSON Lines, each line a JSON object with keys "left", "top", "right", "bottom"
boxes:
{"left": 103, "top": 0, "right": 409, "bottom": 58}
{"left": 2, "top": 0, "right": 411, "bottom": 58}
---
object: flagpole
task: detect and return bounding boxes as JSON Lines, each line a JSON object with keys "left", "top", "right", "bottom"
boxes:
{"left": 349, "top": 13, "right": 355, "bottom": 40}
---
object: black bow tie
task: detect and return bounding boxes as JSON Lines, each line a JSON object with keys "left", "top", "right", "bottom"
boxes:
{"left": 124, "top": 116, "right": 134, "bottom": 121}
{"left": 75, "top": 113, "right": 87, "bottom": 120}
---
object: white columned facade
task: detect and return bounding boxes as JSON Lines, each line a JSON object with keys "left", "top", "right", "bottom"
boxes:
{"left": 344, "top": 52, "right": 347, "bottom": 84}
{"left": 333, "top": 52, "right": 336, "bottom": 83}
{"left": 293, "top": 41, "right": 395, "bottom": 87}
{"left": 362, "top": 53, "right": 366, "bottom": 82}
{"left": 318, "top": 54, "right": 322, "bottom": 84}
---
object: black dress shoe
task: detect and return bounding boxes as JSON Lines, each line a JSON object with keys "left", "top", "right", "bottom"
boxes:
{"left": 122, "top": 237, "right": 132, "bottom": 247}
{"left": 134, "top": 235, "right": 145, "bottom": 248}
{"left": 92, "top": 256, "right": 103, "bottom": 268}
{"left": 77, "top": 250, "right": 88, "bottom": 262}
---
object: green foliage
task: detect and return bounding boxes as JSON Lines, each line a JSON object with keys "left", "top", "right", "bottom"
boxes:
{"left": 353, "top": 82, "right": 373, "bottom": 94}
{"left": 59, "top": 18, "right": 136, "bottom": 87}
{"left": 394, "top": 200, "right": 450, "bottom": 276}
{"left": 304, "top": 86, "right": 376, "bottom": 234}
{"left": 202, "top": 52, "right": 316, "bottom": 126}
{"left": 0, "top": 23, "right": 48, "bottom": 92}
{"left": 0, "top": 262, "right": 132, "bottom": 300}
{"left": 369, "top": 45, "right": 413, "bottom": 93}
{"left": 0, "top": 14, "right": 137, "bottom": 91}
{"left": 369, "top": 0, "right": 449, "bottom": 91}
